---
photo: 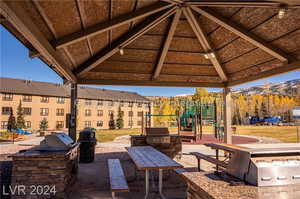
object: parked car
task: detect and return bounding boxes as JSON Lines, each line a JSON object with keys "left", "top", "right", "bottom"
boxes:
{"left": 250, "top": 116, "right": 282, "bottom": 125}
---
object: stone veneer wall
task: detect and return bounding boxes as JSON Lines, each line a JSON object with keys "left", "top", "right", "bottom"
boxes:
{"left": 130, "top": 135, "right": 182, "bottom": 158}
{"left": 10, "top": 145, "right": 79, "bottom": 199}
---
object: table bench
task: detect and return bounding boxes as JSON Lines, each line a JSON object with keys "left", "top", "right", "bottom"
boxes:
{"left": 190, "top": 152, "right": 228, "bottom": 172}
{"left": 108, "top": 159, "right": 129, "bottom": 199}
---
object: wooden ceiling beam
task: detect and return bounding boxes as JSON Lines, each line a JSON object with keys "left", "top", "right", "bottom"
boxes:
{"left": 74, "top": 7, "right": 177, "bottom": 77}
{"left": 186, "top": 1, "right": 300, "bottom": 7}
{"left": 53, "top": 2, "right": 174, "bottom": 49}
{"left": 183, "top": 7, "right": 228, "bottom": 81}
{"left": 152, "top": 9, "right": 181, "bottom": 80}
{"left": 227, "top": 60, "right": 300, "bottom": 87}
{"left": 161, "top": 0, "right": 183, "bottom": 4}
{"left": 0, "top": 1, "right": 76, "bottom": 81}
{"left": 191, "top": 6, "right": 290, "bottom": 62}
{"left": 78, "top": 79, "right": 225, "bottom": 88}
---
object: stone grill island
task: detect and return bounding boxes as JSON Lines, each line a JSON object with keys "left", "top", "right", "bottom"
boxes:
{"left": 10, "top": 134, "right": 79, "bottom": 199}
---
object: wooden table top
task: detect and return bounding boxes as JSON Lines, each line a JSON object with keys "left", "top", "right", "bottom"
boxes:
{"left": 204, "top": 143, "right": 249, "bottom": 153}
{"left": 126, "top": 146, "right": 183, "bottom": 170}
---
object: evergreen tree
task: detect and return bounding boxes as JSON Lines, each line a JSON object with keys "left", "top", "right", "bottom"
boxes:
{"left": 40, "top": 118, "right": 48, "bottom": 131}
{"left": 7, "top": 110, "right": 16, "bottom": 132}
{"left": 16, "top": 100, "right": 26, "bottom": 129}
{"left": 116, "top": 106, "right": 124, "bottom": 129}
{"left": 109, "top": 113, "right": 115, "bottom": 129}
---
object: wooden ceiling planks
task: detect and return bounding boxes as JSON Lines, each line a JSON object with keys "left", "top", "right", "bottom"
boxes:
{"left": 252, "top": 8, "right": 300, "bottom": 42}
{"left": 108, "top": 48, "right": 158, "bottom": 63}
{"left": 224, "top": 48, "right": 275, "bottom": 73}
{"left": 78, "top": 0, "right": 109, "bottom": 56}
{"left": 91, "top": 61, "right": 154, "bottom": 74}
{"left": 111, "top": 0, "right": 136, "bottom": 42}
{"left": 161, "top": 64, "right": 218, "bottom": 76}
{"left": 2, "top": 0, "right": 300, "bottom": 87}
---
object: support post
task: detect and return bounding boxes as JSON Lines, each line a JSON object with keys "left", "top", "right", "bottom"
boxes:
{"left": 199, "top": 102, "right": 203, "bottom": 139}
{"left": 141, "top": 111, "right": 144, "bottom": 135}
{"left": 223, "top": 87, "right": 232, "bottom": 144}
{"left": 69, "top": 83, "right": 77, "bottom": 142}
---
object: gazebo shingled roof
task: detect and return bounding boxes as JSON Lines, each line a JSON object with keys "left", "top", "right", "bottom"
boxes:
{"left": 1, "top": 0, "right": 300, "bottom": 88}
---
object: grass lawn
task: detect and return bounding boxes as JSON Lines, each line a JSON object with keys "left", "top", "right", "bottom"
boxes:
{"left": 235, "top": 125, "right": 300, "bottom": 143}
{"left": 96, "top": 128, "right": 142, "bottom": 142}
{"left": 95, "top": 125, "right": 300, "bottom": 143}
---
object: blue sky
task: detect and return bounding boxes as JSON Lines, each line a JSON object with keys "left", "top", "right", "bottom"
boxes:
{"left": 1, "top": 26, "right": 299, "bottom": 96}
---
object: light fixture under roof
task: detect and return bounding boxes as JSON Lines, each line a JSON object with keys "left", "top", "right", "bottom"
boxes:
{"left": 204, "top": 52, "right": 216, "bottom": 59}
{"left": 119, "top": 48, "right": 124, "bottom": 55}
{"left": 278, "top": 8, "right": 287, "bottom": 19}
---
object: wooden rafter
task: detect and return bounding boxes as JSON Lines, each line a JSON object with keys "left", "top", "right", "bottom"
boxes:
{"left": 53, "top": 2, "right": 174, "bottom": 49}
{"left": 191, "top": 6, "right": 290, "bottom": 62}
{"left": 152, "top": 9, "right": 181, "bottom": 80}
{"left": 186, "top": 1, "right": 300, "bottom": 7}
{"left": 183, "top": 7, "right": 228, "bottom": 81}
{"left": 74, "top": 7, "right": 177, "bottom": 77}
{"left": 161, "top": 0, "right": 183, "bottom": 4}
{"left": 227, "top": 60, "right": 300, "bottom": 87}
{"left": 78, "top": 79, "right": 225, "bottom": 88}
{"left": 0, "top": 1, "right": 76, "bottom": 81}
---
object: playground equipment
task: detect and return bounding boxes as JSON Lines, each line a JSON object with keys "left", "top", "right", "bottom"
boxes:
{"left": 178, "top": 100, "right": 224, "bottom": 142}
{"left": 143, "top": 99, "right": 225, "bottom": 142}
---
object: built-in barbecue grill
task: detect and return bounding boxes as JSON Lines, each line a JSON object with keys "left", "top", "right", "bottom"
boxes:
{"left": 39, "top": 132, "right": 74, "bottom": 151}
{"left": 225, "top": 144, "right": 300, "bottom": 186}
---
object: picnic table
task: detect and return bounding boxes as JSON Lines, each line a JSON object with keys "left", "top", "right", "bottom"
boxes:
{"left": 203, "top": 143, "right": 249, "bottom": 171}
{"left": 126, "top": 146, "right": 183, "bottom": 199}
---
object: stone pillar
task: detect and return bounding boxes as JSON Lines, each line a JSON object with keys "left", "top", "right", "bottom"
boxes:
{"left": 69, "top": 83, "right": 77, "bottom": 142}
{"left": 223, "top": 87, "right": 232, "bottom": 144}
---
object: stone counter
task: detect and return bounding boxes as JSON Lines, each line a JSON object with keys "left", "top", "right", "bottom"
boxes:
{"left": 177, "top": 170, "right": 300, "bottom": 199}
{"left": 10, "top": 144, "right": 79, "bottom": 199}
{"left": 130, "top": 134, "right": 182, "bottom": 158}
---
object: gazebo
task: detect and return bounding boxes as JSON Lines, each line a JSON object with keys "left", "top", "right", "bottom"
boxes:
{"left": 1, "top": 0, "right": 300, "bottom": 144}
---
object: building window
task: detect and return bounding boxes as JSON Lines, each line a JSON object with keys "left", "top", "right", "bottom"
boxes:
{"left": 138, "top": 111, "right": 143, "bottom": 117}
{"left": 137, "top": 102, "right": 143, "bottom": 107}
{"left": 1, "top": 121, "right": 8, "bottom": 129}
{"left": 85, "top": 109, "right": 91, "bottom": 116}
{"left": 25, "top": 121, "right": 31, "bottom": 129}
{"left": 128, "top": 120, "right": 133, "bottom": 127}
{"left": 97, "top": 121, "right": 103, "bottom": 127}
{"left": 41, "top": 96, "right": 49, "bottom": 103}
{"left": 128, "top": 111, "right": 133, "bottom": 117}
{"left": 97, "top": 110, "right": 103, "bottom": 117}
{"left": 56, "top": 121, "right": 64, "bottom": 129}
{"left": 56, "top": 108, "right": 64, "bottom": 116}
{"left": 108, "top": 110, "right": 114, "bottom": 116}
{"left": 23, "top": 95, "right": 32, "bottom": 102}
{"left": 22, "top": 107, "right": 32, "bottom": 115}
{"left": 137, "top": 121, "right": 142, "bottom": 126}
{"left": 128, "top": 102, "right": 133, "bottom": 107}
{"left": 108, "top": 101, "right": 114, "bottom": 106}
{"left": 57, "top": 97, "right": 65, "bottom": 104}
{"left": 97, "top": 100, "right": 103, "bottom": 106}
{"left": 84, "top": 121, "right": 91, "bottom": 128}
{"left": 40, "top": 108, "right": 49, "bottom": 116}
{"left": 2, "top": 107, "right": 12, "bottom": 115}
{"left": 3, "top": 93, "right": 13, "bottom": 101}
{"left": 85, "top": 99, "right": 92, "bottom": 106}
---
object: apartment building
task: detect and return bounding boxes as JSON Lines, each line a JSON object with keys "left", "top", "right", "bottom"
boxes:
{"left": 0, "top": 78, "right": 151, "bottom": 131}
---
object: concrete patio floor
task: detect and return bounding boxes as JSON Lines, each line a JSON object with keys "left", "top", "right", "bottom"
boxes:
{"left": 0, "top": 133, "right": 283, "bottom": 199}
